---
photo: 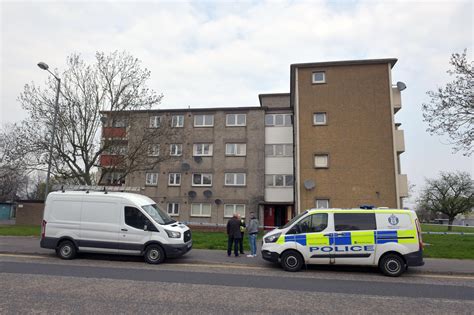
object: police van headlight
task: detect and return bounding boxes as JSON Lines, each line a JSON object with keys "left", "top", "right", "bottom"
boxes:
{"left": 264, "top": 233, "right": 281, "bottom": 243}
{"left": 165, "top": 230, "right": 181, "bottom": 238}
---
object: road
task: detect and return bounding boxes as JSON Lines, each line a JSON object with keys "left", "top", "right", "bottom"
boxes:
{"left": 1, "top": 253, "right": 473, "bottom": 314}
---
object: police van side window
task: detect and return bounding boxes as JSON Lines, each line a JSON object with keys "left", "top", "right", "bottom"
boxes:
{"left": 334, "top": 213, "right": 376, "bottom": 231}
{"left": 125, "top": 206, "right": 148, "bottom": 230}
{"left": 292, "top": 213, "right": 328, "bottom": 234}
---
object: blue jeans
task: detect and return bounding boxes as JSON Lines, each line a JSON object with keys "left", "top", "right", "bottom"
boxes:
{"left": 248, "top": 233, "right": 257, "bottom": 256}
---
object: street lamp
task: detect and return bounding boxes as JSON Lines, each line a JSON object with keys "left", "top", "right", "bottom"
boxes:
{"left": 37, "top": 61, "right": 61, "bottom": 201}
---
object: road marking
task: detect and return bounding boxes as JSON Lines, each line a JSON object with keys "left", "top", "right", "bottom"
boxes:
{"left": 411, "top": 274, "right": 474, "bottom": 281}
{"left": 0, "top": 253, "right": 47, "bottom": 259}
{"left": 174, "top": 263, "right": 267, "bottom": 270}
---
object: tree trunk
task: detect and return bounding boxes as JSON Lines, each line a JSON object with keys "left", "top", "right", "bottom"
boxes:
{"left": 448, "top": 217, "right": 454, "bottom": 231}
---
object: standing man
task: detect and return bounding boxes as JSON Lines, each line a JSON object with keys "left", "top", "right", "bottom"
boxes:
{"left": 238, "top": 214, "right": 246, "bottom": 255}
{"left": 246, "top": 212, "right": 259, "bottom": 257}
{"left": 226, "top": 213, "right": 241, "bottom": 257}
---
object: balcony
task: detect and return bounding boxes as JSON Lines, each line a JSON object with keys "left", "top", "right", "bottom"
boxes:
{"left": 395, "top": 129, "right": 405, "bottom": 153}
{"left": 392, "top": 87, "right": 402, "bottom": 113}
{"left": 102, "top": 127, "right": 127, "bottom": 140}
{"left": 398, "top": 174, "right": 409, "bottom": 198}
{"left": 100, "top": 155, "right": 125, "bottom": 167}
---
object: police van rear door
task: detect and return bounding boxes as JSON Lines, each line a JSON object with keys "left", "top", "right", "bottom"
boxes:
{"left": 331, "top": 212, "right": 377, "bottom": 265}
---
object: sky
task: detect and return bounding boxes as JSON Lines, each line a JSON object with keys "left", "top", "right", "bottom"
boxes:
{"left": 0, "top": 0, "right": 473, "bottom": 204}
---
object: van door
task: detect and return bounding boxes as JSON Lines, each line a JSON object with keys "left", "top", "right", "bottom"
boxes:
{"left": 119, "top": 206, "right": 152, "bottom": 254}
{"left": 286, "top": 212, "right": 331, "bottom": 264}
{"left": 80, "top": 198, "right": 120, "bottom": 253}
{"left": 331, "top": 212, "right": 376, "bottom": 265}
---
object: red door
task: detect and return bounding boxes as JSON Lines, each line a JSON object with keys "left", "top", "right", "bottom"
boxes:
{"left": 264, "top": 206, "right": 274, "bottom": 230}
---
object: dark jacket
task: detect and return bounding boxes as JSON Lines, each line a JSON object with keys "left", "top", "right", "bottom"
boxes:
{"left": 227, "top": 217, "right": 242, "bottom": 239}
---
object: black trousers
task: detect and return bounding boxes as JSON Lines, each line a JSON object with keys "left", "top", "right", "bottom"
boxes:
{"left": 227, "top": 236, "right": 240, "bottom": 256}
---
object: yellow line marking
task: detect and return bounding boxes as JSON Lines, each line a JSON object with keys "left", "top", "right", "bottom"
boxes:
{"left": 0, "top": 253, "right": 47, "bottom": 259}
{"left": 412, "top": 274, "right": 474, "bottom": 280}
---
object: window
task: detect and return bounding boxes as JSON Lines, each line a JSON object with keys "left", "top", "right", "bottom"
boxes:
{"left": 265, "top": 174, "right": 294, "bottom": 187}
{"left": 148, "top": 144, "right": 160, "bottom": 157}
{"left": 167, "top": 203, "right": 180, "bottom": 216}
{"left": 168, "top": 173, "right": 181, "bottom": 186}
{"left": 264, "top": 144, "right": 293, "bottom": 157}
{"left": 265, "top": 114, "right": 292, "bottom": 127}
{"left": 149, "top": 116, "right": 161, "bottom": 128}
{"left": 224, "top": 204, "right": 246, "bottom": 218}
{"left": 313, "top": 112, "right": 327, "bottom": 125}
{"left": 314, "top": 154, "right": 329, "bottom": 168}
{"left": 124, "top": 206, "right": 148, "bottom": 230}
{"left": 293, "top": 213, "right": 328, "bottom": 234}
{"left": 315, "top": 199, "right": 329, "bottom": 209}
{"left": 312, "top": 71, "right": 326, "bottom": 84}
{"left": 192, "top": 173, "right": 212, "bottom": 186}
{"left": 145, "top": 173, "right": 158, "bottom": 186}
{"left": 334, "top": 213, "right": 376, "bottom": 231}
{"left": 225, "top": 173, "right": 246, "bottom": 186}
{"left": 171, "top": 115, "right": 184, "bottom": 128}
{"left": 193, "top": 143, "right": 213, "bottom": 156}
{"left": 194, "top": 114, "right": 214, "bottom": 127}
{"left": 103, "top": 172, "right": 124, "bottom": 185}
{"left": 225, "top": 143, "right": 246, "bottom": 156}
{"left": 170, "top": 144, "right": 183, "bottom": 156}
{"left": 226, "top": 114, "right": 246, "bottom": 126}
{"left": 191, "top": 203, "right": 211, "bottom": 217}
{"left": 112, "top": 117, "right": 127, "bottom": 127}
{"left": 107, "top": 145, "right": 128, "bottom": 155}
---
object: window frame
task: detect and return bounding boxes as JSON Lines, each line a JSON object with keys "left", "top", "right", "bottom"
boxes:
{"left": 148, "top": 144, "right": 160, "bottom": 157}
{"left": 224, "top": 204, "right": 246, "bottom": 218}
{"left": 167, "top": 203, "right": 180, "bottom": 216}
{"left": 190, "top": 203, "right": 212, "bottom": 217}
{"left": 149, "top": 116, "right": 161, "bottom": 128}
{"left": 192, "top": 173, "right": 213, "bottom": 187}
{"left": 226, "top": 114, "right": 247, "bottom": 127}
{"left": 170, "top": 144, "right": 183, "bottom": 156}
{"left": 264, "top": 144, "right": 293, "bottom": 157}
{"left": 313, "top": 112, "right": 327, "bottom": 125}
{"left": 292, "top": 213, "right": 328, "bottom": 234}
{"left": 315, "top": 199, "right": 330, "bottom": 209}
{"left": 224, "top": 173, "right": 246, "bottom": 186}
{"left": 334, "top": 213, "right": 377, "bottom": 231}
{"left": 312, "top": 71, "right": 326, "bottom": 84}
{"left": 171, "top": 115, "right": 184, "bottom": 128}
{"left": 314, "top": 153, "right": 329, "bottom": 169}
{"left": 194, "top": 114, "right": 214, "bottom": 127}
{"left": 265, "top": 174, "right": 294, "bottom": 187}
{"left": 168, "top": 173, "right": 181, "bottom": 186}
{"left": 264, "top": 114, "right": 292, "bottom": 127}
{"left": 193, "top": 143, "right": 213, "bottom": 156}
{"left": 145, "top": 172, "right": 158, "bottom": 186}
{"left": 225, "top": 143, "right": 247, "bottom": 156}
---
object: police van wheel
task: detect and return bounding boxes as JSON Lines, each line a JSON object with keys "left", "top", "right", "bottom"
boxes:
{"left": 56, "top": 240, "right": 76, "bottom": 260}
{"left": 281, "top": 251, "right": 304, "bottom": 272}
{"left": 144, "top": 245, "right": 165, "bottom": 264}
{"left": 380, "top": 253, "right": 405, "bottom": 277}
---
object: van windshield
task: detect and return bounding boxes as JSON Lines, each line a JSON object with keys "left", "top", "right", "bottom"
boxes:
{"left": 142, "top": 204, "right": 175, "bottom": 225}
{"left": 281, "top": 211, "right": 307, "bottom": 229}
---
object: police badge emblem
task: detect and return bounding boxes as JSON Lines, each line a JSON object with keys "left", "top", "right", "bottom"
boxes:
{"left": 388, "top": 214, "right": 399, "bottom": 225}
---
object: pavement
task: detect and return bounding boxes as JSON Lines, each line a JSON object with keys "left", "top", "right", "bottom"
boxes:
{"left": 1, "top": 236, "right": 473, "bottom": 276}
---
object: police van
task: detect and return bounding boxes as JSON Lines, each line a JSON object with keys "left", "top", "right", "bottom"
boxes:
{"left": 41, "top": 190, "right": 192, "bottom": 264}
{"left": 261, "top": 209, "right": 423, "bottom": 276}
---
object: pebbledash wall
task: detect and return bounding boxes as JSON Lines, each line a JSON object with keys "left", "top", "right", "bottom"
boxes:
{"left": 100, "top": 58, "right": 407, "bottom": 226}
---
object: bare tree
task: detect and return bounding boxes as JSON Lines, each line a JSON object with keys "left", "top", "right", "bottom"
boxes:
{"left": 417, "top": 171, "right": 473, "bottom": 230}
{"left": 422, "top": 49, "right": 474, "bottom": 156}
{"left": 17, "top": 51, "right": 164, "bottom": 186}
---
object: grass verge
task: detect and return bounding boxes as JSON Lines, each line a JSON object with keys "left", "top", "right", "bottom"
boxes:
{"left": 0, "top": 225, "right": 40, "bottom": 236}
{"left": 421, "top": 224, "right": 473, "bottom": 233}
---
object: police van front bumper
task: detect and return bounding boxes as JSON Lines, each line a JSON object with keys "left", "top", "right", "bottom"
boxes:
{"left": 262, "top": 250, "right": 279, "bottom": 263}
{"left": 404, "top": 250, "right": 424, "bottom": 267}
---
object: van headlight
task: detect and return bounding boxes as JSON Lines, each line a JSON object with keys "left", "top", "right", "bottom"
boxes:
{"left": 165, "top": 230, "right": 181, "bottom": 238}
{"left": 264, "top": 233, "right": 281, "bottom": 243}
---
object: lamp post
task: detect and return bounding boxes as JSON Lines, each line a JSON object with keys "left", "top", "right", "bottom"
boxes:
{"left": 37, "top": 62, "right": 61, "bottom": 201}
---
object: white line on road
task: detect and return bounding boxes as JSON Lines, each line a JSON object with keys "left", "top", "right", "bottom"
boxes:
{"left": 0, "top": 253, "right": 47, "bottom": 259}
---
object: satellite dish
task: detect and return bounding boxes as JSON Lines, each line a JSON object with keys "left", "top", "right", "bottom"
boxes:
{"left": 396, "top": 81, "right": 407, "bottom": 91}
{"left": 188, "top": 191, "right": 197, "bottom": 198}
{"left": 203, "top": 190, "right": 213, "bottom": 198}
{"left": 303, "top": 179, "right": 315, "bottom": 190}
{"left": 215, "top": 199, "right": 222, "bottom": 205}
{"left": 181, "top": 162, "right": 190, "bottom": 171}
{"left": 194, "top": 156, "right": 202, "bottom": 163}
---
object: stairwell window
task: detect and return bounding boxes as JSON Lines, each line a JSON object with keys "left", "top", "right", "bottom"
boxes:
{"left": 312, "top": 71, "right": 326, "bottom": 84}
{"left": 170, "top": 144, "right": 183, "bottom": 156}
{"left": 313, "top": 112, "right": 327, "bottom": 125}
{"left": 314, "top": 154, "right": 329, "bottom": 168}
{"left": 315, "top": 199, "right": 330, "bottom": 209}
{"left": 168, "top": 173, "right": 181, "bottom": 186}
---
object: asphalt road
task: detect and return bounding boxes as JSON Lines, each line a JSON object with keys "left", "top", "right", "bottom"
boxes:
{"left": 1, "top": 254, "right": 473, "bottom": 314}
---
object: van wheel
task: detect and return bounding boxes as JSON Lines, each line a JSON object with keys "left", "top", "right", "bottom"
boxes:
{"left": 281, "top": 250, "right": 304, "bottom": 272}
{"left": 144, "top": 245, "right": 165, "bottom": 264}
{"left": 379, "top": 253, "right": 405, "bottom": 277}
{"left": 56, "top": 240, "right": 76, "bottom": 260}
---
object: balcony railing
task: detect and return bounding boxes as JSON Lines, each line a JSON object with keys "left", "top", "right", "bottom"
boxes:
{"left": 392, "top": 87, "right": 402, "bottom": 113}
{"left": 102, "top": 127, "right": 127, "bottom": 139}
{"left": 99, "top": 155, "right": 125, "bottom": 167}
{"left": 398, "top": 174, "right": 409, "bottom": 198}
{"left": 395, "top": 129, "right": 405, "bottom": 153}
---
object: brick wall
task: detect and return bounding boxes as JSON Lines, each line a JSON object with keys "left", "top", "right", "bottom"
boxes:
{"left": 15, "top": 201, "right": 44, "bottom": 225}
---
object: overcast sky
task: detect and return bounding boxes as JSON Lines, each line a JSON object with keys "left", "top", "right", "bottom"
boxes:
{"left": 1, "top": 0, "right": 473, "bottom": 203}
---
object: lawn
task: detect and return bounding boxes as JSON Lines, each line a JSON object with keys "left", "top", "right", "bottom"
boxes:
{"left": 0, "top": 225, "right": 40, "bottom": 236}
{"left": 421, "top": 224, "right": 474, "bottom": 233}
{"left": 422, "top": 234, "right": 474, "bottom": 259}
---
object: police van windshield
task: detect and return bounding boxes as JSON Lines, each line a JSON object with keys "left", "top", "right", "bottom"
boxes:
{"left": 142, "top": 204, "right": 175, "bottom": 225}
{"left": 281, "top": 211, "right": 307, "bottom": 229}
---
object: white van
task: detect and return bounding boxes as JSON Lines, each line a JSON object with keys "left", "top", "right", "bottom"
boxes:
{"left": 40, "top": 191, "right": 192, "bottom": 264}
{"left": 261, "top": 209, "right": 424, "bottom": 276}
